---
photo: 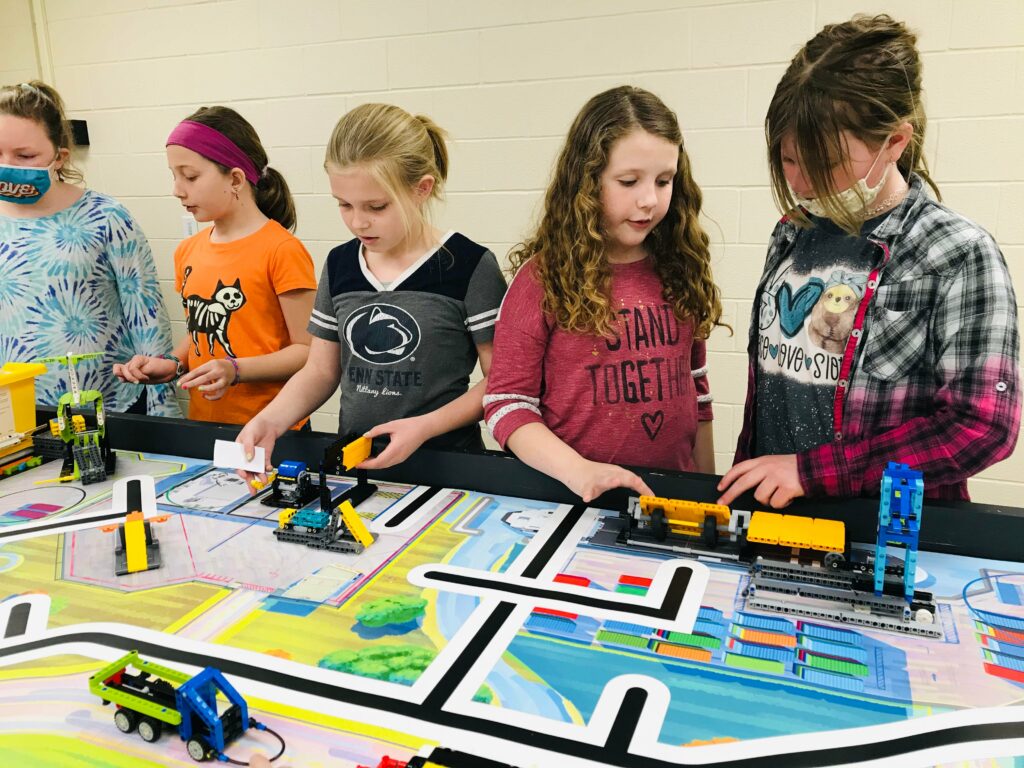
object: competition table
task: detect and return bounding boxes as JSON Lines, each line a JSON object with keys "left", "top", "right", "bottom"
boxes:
{"left": 1, "top": 412, "right": 1023, "bottom": 768}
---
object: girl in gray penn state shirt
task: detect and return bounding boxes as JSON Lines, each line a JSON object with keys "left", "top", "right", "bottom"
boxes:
{"left": 236, "top": 104, "right": 506, "bottom": 477}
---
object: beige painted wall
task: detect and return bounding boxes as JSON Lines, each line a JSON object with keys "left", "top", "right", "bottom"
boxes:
{"left": 6, "top": 0, "right": 1024, "bottom": 503}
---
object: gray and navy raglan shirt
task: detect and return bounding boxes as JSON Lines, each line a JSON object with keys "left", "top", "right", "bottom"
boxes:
{"left": 308, "top": 231, "right": 507, "bottom": 450}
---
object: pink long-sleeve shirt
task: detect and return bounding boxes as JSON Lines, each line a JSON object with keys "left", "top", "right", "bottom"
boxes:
{"left": 484, "top": 257, "right": 712, "bottom": 472}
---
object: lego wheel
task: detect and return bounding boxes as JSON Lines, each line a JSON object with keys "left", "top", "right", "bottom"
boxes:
{"left": 702, "top": 515, "right": 718, "bottom": 548}
{"left": 113, "top": 708, "right": 137, "bottom": 733}
{"left": 650, "top": 507, "right": 667, "bottom": 541}
{"left": 824, "top": 552, "right": 846, "bottom": 570}
{"left": 138, "top": 716, "right": 163, "bottom": 743}
{"left": 914, "top": 608, "right": 934, "bottom": 624}
{"left": 186, "top": 737, "right": 212, "bottom": 762}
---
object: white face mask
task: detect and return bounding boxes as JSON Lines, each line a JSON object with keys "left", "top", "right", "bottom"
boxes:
{"left": 790, "top": 145, "right": 890, "bottom": 220}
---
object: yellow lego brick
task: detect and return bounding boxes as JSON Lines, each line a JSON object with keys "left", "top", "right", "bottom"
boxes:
{"left": 746, "top": 511, "right": 783, "bottom": 546}
{"left": 778, "top": 514, "right": 814, "bottom": 549}
{"left": 71, "top": 415, "right": 86, "bottom": 432}
{"left": 698, "top": 502, "right": 732, "bottom": 526}
{"left": 250, "top": 469, "right": 278, "bottom": 492}
{"left": 123, "top": 511, "right": 148, "bottom": 573}
{"left": 278, "top": 508, "right": 297, "bottom": 529}
{"left": 811, "top": 517, "right": 846, "bottom": 553}
{"left": 341, "top": 436, "right": 372, "bottom": 470}
{"left": 49, "top": 419, "right": 60, "bottom": 437}
{"left": 339, "top": 501, "right": 374, "bottom": 548}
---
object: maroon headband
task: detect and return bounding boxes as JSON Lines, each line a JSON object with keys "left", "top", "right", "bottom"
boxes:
{"left": 166, "top": 120, "right": 261, "bottom": 185}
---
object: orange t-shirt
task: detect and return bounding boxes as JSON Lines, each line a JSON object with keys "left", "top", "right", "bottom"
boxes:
{"left": 173, "top": 220, "right": 316, "bottom": 425}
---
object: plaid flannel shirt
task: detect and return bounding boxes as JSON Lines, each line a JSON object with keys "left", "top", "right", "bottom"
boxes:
{"left": 735, "top": 174, "right": 1021, "bottom": 500}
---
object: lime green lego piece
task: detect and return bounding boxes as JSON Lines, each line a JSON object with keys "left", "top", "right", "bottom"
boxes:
{"left": 725, "top": 653, "right": 785, "bottom": 674}
{"left": 88, "top": 651, "right": 190, "bottom": 727}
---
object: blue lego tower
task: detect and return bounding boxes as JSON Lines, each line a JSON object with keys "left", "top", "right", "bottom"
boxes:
{"left": 874, "top": 462, "right": 924, "bottom": 600}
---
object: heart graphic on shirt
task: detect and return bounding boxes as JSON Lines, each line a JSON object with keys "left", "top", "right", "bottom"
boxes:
{"left": 777, "top": 280, "right": 825, "bottom": 338}
{"left": 641, "top": 411, "right": 664, "bottom": 441}
{"left": 769, "top": 344, "right": 779, "bottom": 359}
{"left": 805, "top": 357, "right": 814, "bottom": 370}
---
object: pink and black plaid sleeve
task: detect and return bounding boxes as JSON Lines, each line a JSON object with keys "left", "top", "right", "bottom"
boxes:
{"left": 797, "top": 222, "right": 1021, "bottom": 499}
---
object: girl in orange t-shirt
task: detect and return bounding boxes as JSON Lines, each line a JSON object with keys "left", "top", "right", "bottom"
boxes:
{"left": 113, "top": 106, "right": 316, "bottom": 425}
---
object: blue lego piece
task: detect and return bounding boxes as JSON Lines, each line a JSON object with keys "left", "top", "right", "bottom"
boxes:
{"left": 176, "top": 666, "right": 249, "bottom": 755}
{"left": 278, "top": 460, "right": 307, "bottom": 480}
{"left": 874, "top": 462, "right": 924, "bottom": 600}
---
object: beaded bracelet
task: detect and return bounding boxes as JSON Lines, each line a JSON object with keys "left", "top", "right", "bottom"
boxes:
{"left": 227, "top": 356, "right": 240, "bottom": 386}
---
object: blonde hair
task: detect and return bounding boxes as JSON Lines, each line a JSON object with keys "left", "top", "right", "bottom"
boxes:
{"left": 509, "top": 86, "right": 724, "bottom": 340}
{"left": 324, "top": 103, "right": 448, "bottom": 242}
{"left": 766, "top": 14, "right": 939, "bottom": 234}
{"left": 0, "top": 80, "right": 83, "bottom": 184}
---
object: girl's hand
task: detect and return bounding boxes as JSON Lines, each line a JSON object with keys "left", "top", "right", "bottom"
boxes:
{"left": 235, "top": 416, "right": 279, "bottom": 491}
{"left": 113, "top": 355, "right": 176, "bottom": 385}
{"left": 357, "top": 417, "right": 434, "bottom": 470}
{"left": 178, "top": 359, "right": 237, "bottom": 401}
{"left": 566, "top": 460, "right": 654, "bottom": 503}
{"left": 716, "top": 454, "right": 805, "bottom": 508}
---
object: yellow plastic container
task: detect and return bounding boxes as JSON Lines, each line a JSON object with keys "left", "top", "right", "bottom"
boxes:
{"left": 0, "top": 362, "right": 46, "bottom": 459}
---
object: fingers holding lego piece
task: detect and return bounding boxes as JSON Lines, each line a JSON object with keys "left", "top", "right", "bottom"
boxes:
{"left": 234, "top": 419, "right": 280, "bottom": 492}
{"left": 357, "top": 418, "right": 431, "bottom": 470}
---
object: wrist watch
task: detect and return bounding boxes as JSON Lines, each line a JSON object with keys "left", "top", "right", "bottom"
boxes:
{"left": 162, "top": 354, "right": 187, "bottom": 378}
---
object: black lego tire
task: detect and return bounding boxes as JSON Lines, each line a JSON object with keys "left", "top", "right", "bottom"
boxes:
{"left": 113, "top": 708, "right": 137, "bottom": 733}
{"left": 186, "top": 737, "right": 211, "bottom": 761}
{"left": 650, "top": 507, "right": 668, "bottom": 541}
{"left": 702, "top": 515, "right": 719, "bottom": 548}
{"left": 138, "top": 716, "right": 162, "bottom": 743}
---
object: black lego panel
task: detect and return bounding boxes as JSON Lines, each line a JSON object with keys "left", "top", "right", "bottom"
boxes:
{"left": 36, "top": 407, "right": 1024, "bottom": 562}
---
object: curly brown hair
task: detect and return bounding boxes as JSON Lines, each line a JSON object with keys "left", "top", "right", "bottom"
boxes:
{"left": 766, "top": 14, "right": 940, "bottom": 235}
{"left": 509, "top": 86, "right": 724, "bottom": 340}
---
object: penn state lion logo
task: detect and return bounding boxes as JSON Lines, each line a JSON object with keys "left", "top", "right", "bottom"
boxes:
{"left": 344, "top": 304, "right": 421, "bottom": 365}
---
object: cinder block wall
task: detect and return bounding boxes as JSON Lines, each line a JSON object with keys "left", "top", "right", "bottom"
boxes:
{"left": 7, "top": 0, "right": 1024, "bottom": 503}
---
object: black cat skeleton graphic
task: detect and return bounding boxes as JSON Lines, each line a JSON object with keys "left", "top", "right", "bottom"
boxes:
{"left": 180, "top": 266, "right": 247, "bottom": 357}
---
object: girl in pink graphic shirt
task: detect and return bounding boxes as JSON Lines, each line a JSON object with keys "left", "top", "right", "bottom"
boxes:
{"left": 484, "top": 86, "right": 727, "bottom": 502}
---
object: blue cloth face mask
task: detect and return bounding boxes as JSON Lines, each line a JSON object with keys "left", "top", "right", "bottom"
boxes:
{"left": 0, "top": 161, "right": 54, "bottom": 204}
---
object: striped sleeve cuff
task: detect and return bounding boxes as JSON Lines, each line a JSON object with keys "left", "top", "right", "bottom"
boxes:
{"left": 466, "top": 308, "right": 499, "bottom": 333}
{"left": 308, "top": 308, "right": 339, "bottom": 340}
{"left": 483, "top": 393, "right": 543, "bottom": 447}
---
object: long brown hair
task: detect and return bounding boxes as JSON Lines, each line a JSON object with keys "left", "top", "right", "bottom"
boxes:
{"left": 183, "top": 106, "right": 296, "bottom": 231}
{"left": 766, "top": 14, "right": 939, "bottom": 234}
{"left": 509, "top": 86, "right": 723, "bottom": 339}
{"left": 0, "top": 80, "right": 83, "bottom": 183}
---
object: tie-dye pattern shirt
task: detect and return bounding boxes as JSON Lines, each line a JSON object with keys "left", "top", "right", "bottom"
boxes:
{"left": 0, "top": 189, "right": 181, "bottom": 416}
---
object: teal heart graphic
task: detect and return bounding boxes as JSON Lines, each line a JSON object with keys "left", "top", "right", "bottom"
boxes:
{"left": 769, "top": 344, "right": 779, "bottom": 359}
{"left": 805, "top": 356, "right": 813, "bottom": 369}
{"left": 777, "top": 278, "right": 824, "bottom": 338}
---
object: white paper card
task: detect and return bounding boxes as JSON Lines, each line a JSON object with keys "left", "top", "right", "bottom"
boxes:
{"left": 213, "top": 439, "right": 265, "bottom": 473}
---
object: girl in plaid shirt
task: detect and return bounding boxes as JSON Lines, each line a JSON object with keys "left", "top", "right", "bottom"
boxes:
{"left": 719, "top": 14, "right": 1020, "bottom": 506}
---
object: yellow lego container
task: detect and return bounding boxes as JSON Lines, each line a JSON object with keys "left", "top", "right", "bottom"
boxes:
{"left": 0, "top": 362, "right": 46, "bottom": 460}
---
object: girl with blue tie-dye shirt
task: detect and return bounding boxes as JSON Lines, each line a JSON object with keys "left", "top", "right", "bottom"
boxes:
{"left": 0, "top": 81, "right": 179, "bottom": 416}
